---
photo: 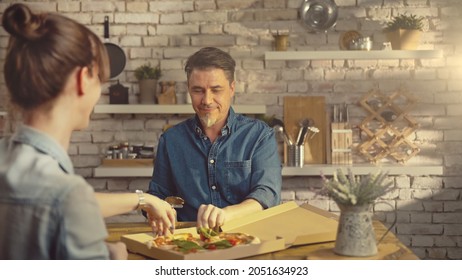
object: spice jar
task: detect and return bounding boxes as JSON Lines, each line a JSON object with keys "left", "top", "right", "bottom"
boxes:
{"left": 121, "top": 142, "right": 129, "bottom": 159}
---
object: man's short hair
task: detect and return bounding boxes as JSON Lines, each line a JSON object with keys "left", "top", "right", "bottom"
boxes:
{"left": 184, "top": 47, "right": 236, "bottom": 84}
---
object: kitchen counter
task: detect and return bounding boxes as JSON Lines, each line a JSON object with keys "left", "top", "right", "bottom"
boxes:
{"left": 106, "top": 220, "right": 418, "bottom": 260}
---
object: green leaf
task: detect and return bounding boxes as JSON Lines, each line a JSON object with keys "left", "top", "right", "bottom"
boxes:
{"left": 172, "top": 240, "right": 204, "bottom": 252}
{"left": 197, "top": 227, "right": 219, "bottom": 239}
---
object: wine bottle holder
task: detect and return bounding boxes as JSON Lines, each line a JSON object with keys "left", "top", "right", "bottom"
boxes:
{"left": 357, "top": 87, "right": 420, "bottom": 164}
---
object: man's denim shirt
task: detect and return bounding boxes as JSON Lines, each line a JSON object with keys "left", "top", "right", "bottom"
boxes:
{"left": 0, "top": 125, "right": 109, "bottom": 259}
{"left": 148, "top": 107, "right": 282, "bottom": 221}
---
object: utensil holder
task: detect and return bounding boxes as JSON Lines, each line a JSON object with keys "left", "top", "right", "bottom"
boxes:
{"left": 287, "top": 145, "right": 304, "bottom": 167}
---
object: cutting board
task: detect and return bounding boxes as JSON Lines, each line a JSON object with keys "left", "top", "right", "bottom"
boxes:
{"left": 284, "top": 96, "right": 327, "bottom": 164}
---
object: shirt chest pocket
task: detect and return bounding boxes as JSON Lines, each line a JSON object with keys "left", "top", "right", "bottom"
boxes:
{"left": 223, "top": 160, "right": 252, "bottom": 204}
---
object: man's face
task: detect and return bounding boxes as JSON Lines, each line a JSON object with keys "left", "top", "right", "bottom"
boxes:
{"left": 188, "top": 68, "right": 235, "bottom": 129}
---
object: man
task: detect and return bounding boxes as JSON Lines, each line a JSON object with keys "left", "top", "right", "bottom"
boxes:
{"left": 148, "top": 47, "right": 281, "bottom": 229}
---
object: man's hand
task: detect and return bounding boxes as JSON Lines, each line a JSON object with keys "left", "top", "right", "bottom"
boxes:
{"left": 197, "top": 199, "right": 263, "bottom": 229}
{"left": 197, "top": 204, "right": 226, "bottom": 229}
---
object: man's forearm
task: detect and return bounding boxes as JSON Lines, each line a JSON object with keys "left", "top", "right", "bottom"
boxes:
{"left": 223, "top": 198, "right": 263, "bottom": 221}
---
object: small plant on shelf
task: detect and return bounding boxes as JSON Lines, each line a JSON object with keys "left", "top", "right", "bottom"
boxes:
{"left": 134, "top": 64, "right": 161, "bottom": 104}
{"left": 383, "top": 13, "right": 424, "bottom": 50}
{"left": 384, "top": 13, "right": 424, "bottom": 32}
{"left": 134, "top": 64, "right": 161, "bottom": 81}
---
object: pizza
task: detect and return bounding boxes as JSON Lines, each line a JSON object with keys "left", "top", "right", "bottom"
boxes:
{"left": 146, "top": 227, "right": 259, "bottom": 253}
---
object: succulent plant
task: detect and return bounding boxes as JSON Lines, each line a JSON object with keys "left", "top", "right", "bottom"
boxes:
{"left": 134, "top": 64, "right": 161, "bottom": 80}
{"left": 321, "top": 168, "right": 394, "bottom": 206}
{"left": 384, "top": 13, "right": 424, "bottom": 32}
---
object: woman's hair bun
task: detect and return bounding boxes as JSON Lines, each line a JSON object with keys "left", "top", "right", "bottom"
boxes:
{"left": 2, "top": 3, "right": 46, "bottom": 41}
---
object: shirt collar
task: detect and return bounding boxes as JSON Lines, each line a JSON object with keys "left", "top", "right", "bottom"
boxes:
{"left": 11, "top": 125, "right": 75, "bottom": 174}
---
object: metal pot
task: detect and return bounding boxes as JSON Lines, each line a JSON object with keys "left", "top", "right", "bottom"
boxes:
{"left": 300, "top": 0, "right": 338, "bottom": 33}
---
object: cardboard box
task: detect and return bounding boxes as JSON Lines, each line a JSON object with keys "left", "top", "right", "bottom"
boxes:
{"left": 222, "top": 201, "right": 338, "bottom": 247}
{"left": 121, "top": 227, "right": 285, "bottom": 260}
{"left": 121, "top": 201, "right": 338, "bottom": 260}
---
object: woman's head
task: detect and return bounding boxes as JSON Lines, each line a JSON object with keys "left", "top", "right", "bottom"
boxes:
{"left": 2, "top": 3, "right": 109, "bottom": 111}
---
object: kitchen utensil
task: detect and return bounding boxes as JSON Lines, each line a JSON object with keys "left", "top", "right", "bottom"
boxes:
{"left": 308, "top": 126, "right": 320, "bottom": 139}
{"left": 165, "top": 196, "right": 184, "bottom": 208}
{"left": 296, "top": 118, "right": 313, "bottom": 146}
{"left": 270, "top": 117, "right": 285, "bottom": 128}
{"left": 274, "top": 125, "right": 293, "bottom": 146}
{"left": 272, "top": 118, "right": 293, "bottom": 145}
{"left": 300, "top": 0, "right": 338, "bottom": 33}
{"left": 103, "top": 16, "right": 126, "bottom": 78}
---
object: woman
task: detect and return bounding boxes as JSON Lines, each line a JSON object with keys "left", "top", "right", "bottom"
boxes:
{"left": 0, "top": 3, "right": 175, "bottom": 259}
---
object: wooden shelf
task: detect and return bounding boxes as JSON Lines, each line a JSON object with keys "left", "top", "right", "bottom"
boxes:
{"left": 93, "top": 104, "right": 266, "bottom": 114}
{"left": 93, "top": 164, "right": 443, "bottom": 178}
{"left": 265, "top": 50, "right": 443, "bottom": 60}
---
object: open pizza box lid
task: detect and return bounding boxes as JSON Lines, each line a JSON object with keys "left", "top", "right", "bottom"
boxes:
{"left": 222, "top": 201, "right": 339, "bottom": 247}
{"left": 121, "top": 201, "right": 338, "bottom": 260}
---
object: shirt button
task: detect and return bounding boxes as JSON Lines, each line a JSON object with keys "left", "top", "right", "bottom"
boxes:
{"left": 209, "top": 159, "right": 215, "bottom": 164}
{"left": 211, "top": 185, "right": 217, "bottom": 190}
{"left": 203, "top": 137, "right": 207, "bottom": 140}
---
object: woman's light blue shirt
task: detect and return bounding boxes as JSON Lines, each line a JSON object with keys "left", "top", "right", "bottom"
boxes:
{"left": 0, "top": 125, "right": 109, "bottom": 259}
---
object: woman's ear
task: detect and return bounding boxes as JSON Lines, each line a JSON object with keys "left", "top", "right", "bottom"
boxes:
{"left": 76, "top": 67, "right": 84, "bottom": 96}
{"left": 76, "top": 67, "right": 91, "bottom": 97}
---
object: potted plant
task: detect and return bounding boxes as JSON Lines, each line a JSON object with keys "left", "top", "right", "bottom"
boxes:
{"left": 134, "top": 63, "right": 161, "bottom": 104}
{"left": 321, "top": 168, "right": 394, "bottom": 257}
{"left": 383, "top": 13, "right": 424, "bottom": 50}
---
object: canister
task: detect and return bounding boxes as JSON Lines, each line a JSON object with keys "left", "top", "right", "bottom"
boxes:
{"left": 287, "top": 145, "right": 304, "bottom": 167}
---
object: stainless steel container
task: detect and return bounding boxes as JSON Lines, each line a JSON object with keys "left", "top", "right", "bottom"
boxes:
{"left": 349, "top": 36, "right": 373, "bottom": 51}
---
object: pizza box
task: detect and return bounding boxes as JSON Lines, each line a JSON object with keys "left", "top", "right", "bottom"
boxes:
{"left": 121, "top": 202, "right": 338, "bottom": 259}
{"left": 120, "top": 227, "right": 285, "bottom": 260}
{"left": 221, "top": 201, "right": 339, "bottom": 247}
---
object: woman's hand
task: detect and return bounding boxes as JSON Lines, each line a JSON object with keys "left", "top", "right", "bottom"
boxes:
{"left": 144, "top": 194, "right": 176, "bottom": 236}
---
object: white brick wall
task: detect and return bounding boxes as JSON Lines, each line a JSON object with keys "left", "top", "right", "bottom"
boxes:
{"left": 1, "top": 0, "right": 462, "bottom": 259}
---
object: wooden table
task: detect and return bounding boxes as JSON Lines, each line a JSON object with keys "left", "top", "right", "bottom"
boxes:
{"left": 106, "top": 221, "right": 418, "bottom": 260}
